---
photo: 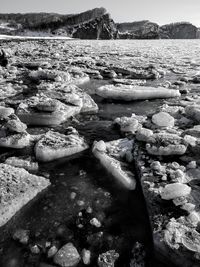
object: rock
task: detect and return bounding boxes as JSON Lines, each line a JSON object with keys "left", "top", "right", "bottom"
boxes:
{"left": 0, "top": 164, "right": 50, "bottom": 227}
{"left": 117, "top": 20, "right": 160, "bottom": 39}
{"left": 81, "top": 249, "right": 91, "bottom": 265}
{"left": 160, "top": 22, "right": 198, "bottom": 39}
{"left": 96, "top": 84, "right": 180, "bottom": 101}
{"left": 72, "top": 13, "right": 117, "bottom": 40}
{"left": 48, "top": 246, "right": 58, "bottom": 258}
{"left": 53, "top": 243, "right": 80, "bottom": 267}
{"left": 13, "top": 229, "right": 30, "bottom": 244}
{"left": 90, "top": 218, "right": 101, "bottom": 228}
{"left": 146, "top": 133, "right": 187, "bottom": 156}
{"left": 0, "top": 106, "right": 14, "bottom": 119}
{"left": 136, "top": 128, "right": 153, "bottom": 142}
{"left": 5, "top": 156, "right": 39, "bottom": 172}
{"left": 160, "top": 183, "right": 191, "bottom": 200}
{"left": 152, "top": 112, "right": 175, "bottom": 127}
{"left": 35, "top": 130, "right": 88, "bottom": 162}
{"left": 5, "top": 119, "right": 27, "bottom": 133}
{"left": 30, "top": 245, "right": 40, "bottom": 254}
{"left": 98, "top": 250, "right": 119, "bottom": 267}
{"left": 0, "top": 49, "right": 8, "bottom": 67}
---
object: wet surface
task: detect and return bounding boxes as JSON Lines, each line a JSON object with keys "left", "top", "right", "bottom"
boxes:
{"left": 1, "top": 39, "right": 199, "bottom": 266}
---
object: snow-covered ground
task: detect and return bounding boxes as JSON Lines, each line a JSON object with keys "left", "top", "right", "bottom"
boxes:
{"left": 0, "top": 34, "right": 72, "bottom": 40}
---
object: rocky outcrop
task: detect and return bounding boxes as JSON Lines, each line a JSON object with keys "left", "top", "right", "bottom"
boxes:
{"left": 0, "top": 8, "right": 117, "bottom": 39}
{"left": 117, "top": 20, "right": 160, "bottom": 39}
{"left": 72, "top": 13, "right": 117, "bottom": 39}
{"left": 160, "top": 22, "right": 198, "bottom": 39}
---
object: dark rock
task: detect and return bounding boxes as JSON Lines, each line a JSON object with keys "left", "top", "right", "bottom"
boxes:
{"left": 0, "top": 49, "right": 8, "bottom": 67}
{"left": 160, "top": 22, "right": 198, "bottom": 39}
{"left": 117, "top": 20, "right": 160, "bottom": 39}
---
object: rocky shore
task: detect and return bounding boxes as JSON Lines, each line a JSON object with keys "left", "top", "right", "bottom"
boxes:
{"left": 0, "top": 39, "right": 200, "bottom": 266}
{"left": 0, "top": 8, "right": 199, "bottom": 39}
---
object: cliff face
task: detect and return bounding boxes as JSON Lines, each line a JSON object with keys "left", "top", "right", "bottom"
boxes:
{"left": 0, "top": 9, "right": 199, "bottom": 39}
{"left": 160, "top": 22, "right": 198, "bottom": 39}
{"left": 117, "top": 20, "right": 160, "bottom": 39}
{"left": 72, "top": 14, "right": 117, "bottom": 39}
{"left": 0, "top": 7, "right": 117, "bottom": 39}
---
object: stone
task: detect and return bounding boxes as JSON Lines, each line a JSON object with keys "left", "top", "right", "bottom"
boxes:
{"left": 0, "top": 164, "right": 50, "bottom": 227}
{"left": 152, "top": 112, "right": 175, "bottom": 127}
{"left": 81, "top": 249, "right": 91, "bottom": 265}
{"left": 13, "top": 229, "right": 30, "bottom": 244}
{"left": 90, "top": 218, "right": 101, "bottom": 228}
{"left": 136, "top": 128, "right": 153, "bottom": 142}
{"left": 98, "top": 250, "right": 119, "bottom": 267}
{"left": 160, "top": 183, "right": 191, "bottom": 200}
{"left": 96, "top": 84, "right": 181, "bottom": 101}
{"left": 53, "top": 243, "right": 80, "bottom": 267}
{"left": 35, "top": 130, "right": 88, "bottom": 162}
{"left": 48, "top": 246, "right": 58, "bottom": 258}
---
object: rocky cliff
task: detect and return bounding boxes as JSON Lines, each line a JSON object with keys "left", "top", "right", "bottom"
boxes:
{"left": 0, "top": 7, "right": 117, "bottom": 39}
{"left": 117, "top": 20, "right": 160, "bottom": 39}
{"left": 160, "top": 22, "right": 198, "bottom": 39}
{"left": 0, "top": 9, "right": 199, "bottom": 39}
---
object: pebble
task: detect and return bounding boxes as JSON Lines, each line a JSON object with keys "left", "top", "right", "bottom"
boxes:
{"left": 30, "top": 245, "right": 40, "bottom": 254}
{"left": 48, "top": 246, "right": 58, "bottom": 258}
{"left": 90, "top": 218, "right": 101, "bottom": 228}
{"left": 12, "top": 229, "right": 30, "bottom": 244}
{"left": 54, "top": 243, "right": 80, "bottom": 267}
{"left": 81, "top": 249, "right": 91, "bottom": 265}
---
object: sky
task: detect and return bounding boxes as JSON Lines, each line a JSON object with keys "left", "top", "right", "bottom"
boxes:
{"left": 1, "top": 0, "right": 200, "bottom": 26}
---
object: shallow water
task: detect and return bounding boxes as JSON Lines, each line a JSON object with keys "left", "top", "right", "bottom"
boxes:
{"left": 1, "top": 39, "right": 199, "bottom": 266}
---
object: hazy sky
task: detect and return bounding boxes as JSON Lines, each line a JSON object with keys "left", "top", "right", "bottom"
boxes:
{"left": 1, "top": 0, "right": 200, "bottom": 26}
